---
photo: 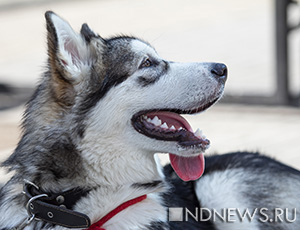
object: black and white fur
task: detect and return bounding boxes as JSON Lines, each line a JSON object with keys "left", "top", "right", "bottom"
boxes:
{"left": 0, "top": 12, "right": 299, "bottom": 230}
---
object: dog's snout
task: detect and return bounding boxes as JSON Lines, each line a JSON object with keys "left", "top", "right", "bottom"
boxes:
{"left": 210, "top": 63, "right": 228, "bottom": 83}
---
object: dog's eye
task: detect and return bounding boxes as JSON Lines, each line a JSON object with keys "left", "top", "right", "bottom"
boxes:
{"left": 140, "top": 58, "right": 152, "bottom": 69}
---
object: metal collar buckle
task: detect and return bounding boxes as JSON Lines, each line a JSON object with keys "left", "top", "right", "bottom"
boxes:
{"left": 16, "top": 180, "right": 48, "bottom": 230}
{"left": 20, "top": 179, "right": 91, "bottom": 229}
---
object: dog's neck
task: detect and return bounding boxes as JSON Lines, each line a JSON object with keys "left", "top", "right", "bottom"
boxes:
{"left": 66, "top": 139, "right": 168, "bottom": 229}
{"left": 80, "top": 139, "right": 163, "bottom": 187}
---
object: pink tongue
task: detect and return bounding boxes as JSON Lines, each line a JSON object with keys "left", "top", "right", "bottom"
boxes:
{"left": 169, "top": 153, "right": 205, "bottom": 181}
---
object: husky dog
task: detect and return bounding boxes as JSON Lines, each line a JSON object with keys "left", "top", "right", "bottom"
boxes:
{"left": 0, "top": 11, "right": 300, "bottom": 230}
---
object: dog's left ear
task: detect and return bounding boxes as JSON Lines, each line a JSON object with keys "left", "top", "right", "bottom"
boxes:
{"left": 45, "top": 11, "right": 94, "bottom": 82}
{"left": 80, "top": 23, "right": 98, "bottom": 43}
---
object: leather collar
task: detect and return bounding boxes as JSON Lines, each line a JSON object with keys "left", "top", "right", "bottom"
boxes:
{"left": 23, "top": 181, "right": 148, "bottom": 229}
{"left": 23, "top": 181, "right": 91, "bottom": 228}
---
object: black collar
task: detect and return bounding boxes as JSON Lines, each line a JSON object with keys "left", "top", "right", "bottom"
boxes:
{"left": 23, "top": 181, "right": 91, "bottom": 228}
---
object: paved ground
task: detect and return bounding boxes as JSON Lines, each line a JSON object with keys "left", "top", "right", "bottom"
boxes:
{"left": 0, "top": 0, "right": 299, "bottom": 182}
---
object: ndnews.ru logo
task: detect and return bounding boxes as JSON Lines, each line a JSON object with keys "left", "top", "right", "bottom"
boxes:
{"left": 168, "top": 207, "right": 297, "bottom": 223}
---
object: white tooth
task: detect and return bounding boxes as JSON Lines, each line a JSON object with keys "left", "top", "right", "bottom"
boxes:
{"left": 152, "top": 116, "right": 162, "bottom": 126}
{"left": 178, "top": 127, "right": 183, "bottom": 130}
{"left": 194, "top": 128, "right": 202, "bottom": 137}
{"left": 152, "top": 116, "right": 158, "bottom": 122}
{"left": 147, "top": 118, "right": 152, "bottom": 123}
{"left": 161, "top": 122, "right": 168, "bottom": 129}
{"left": 170, "top": 125, "right": 176, "bottom": 130}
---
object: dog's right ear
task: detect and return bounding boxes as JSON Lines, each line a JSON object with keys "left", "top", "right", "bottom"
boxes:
{"left": 45, "top": 11, "right": 107, "bottom": 107}
{"left": 45, "top": 11, "right": 103, "bottom": 83}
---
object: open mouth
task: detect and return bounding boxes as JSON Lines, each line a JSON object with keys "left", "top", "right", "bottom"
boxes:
{"left": 132, "top": 111, "right": 210, "bottom": 149}
{"left": 131, "top": 98, "right": 219, "bottom": 181}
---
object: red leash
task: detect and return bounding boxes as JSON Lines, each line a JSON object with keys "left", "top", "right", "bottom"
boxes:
{"left": 87, "top": 194, "right": 147, "bottom": 230}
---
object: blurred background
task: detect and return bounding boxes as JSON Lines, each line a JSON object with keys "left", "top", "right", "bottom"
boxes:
{"left": 0, "top": 0, "right": 300, "bottom": 181}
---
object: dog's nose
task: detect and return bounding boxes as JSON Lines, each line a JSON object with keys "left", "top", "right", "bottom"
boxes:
{"left": 210, "top": 63, "right": 228, "bottom": 83}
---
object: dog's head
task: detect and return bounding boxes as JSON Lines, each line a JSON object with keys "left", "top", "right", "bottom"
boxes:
{"left": 21, "top": 12, "right": 227, "bottom": 183}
